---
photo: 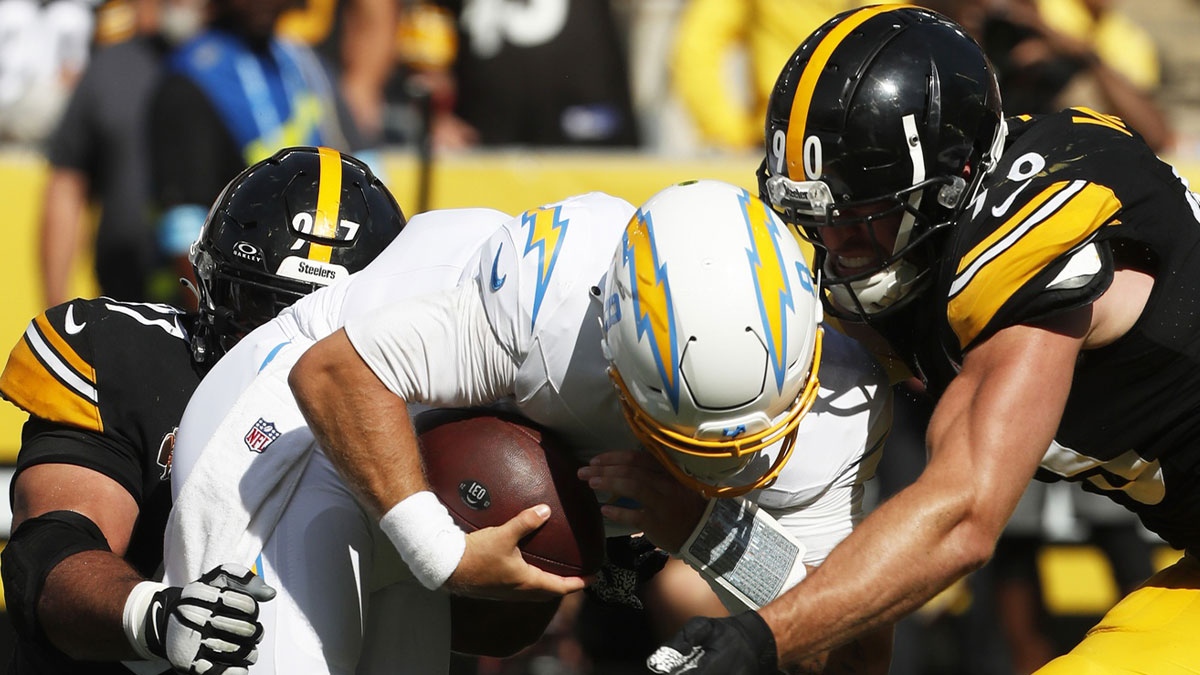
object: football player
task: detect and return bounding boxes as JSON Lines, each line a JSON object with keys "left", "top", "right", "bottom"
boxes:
{"left": 0, "top": 146, "right": 404, "bottom": 675}
{"left": 645, "top": 5, "right": 1200, "bottom": 674}
{"left": 164, "top": 178, "right": 893, "bottom": 673}
{"left": 163, "top": 198, "right": 515, "bottom": 675}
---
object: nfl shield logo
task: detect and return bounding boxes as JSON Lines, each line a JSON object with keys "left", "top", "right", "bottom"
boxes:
{"left": 244, "top": 418, "right": 281, "bottom": 453}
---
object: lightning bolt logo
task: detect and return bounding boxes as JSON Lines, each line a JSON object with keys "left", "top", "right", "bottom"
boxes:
{"left": 520, "top": 205, "right": 569, "bottom": 329}
{"left": 741, "top": 191, "right": 794, "bottom": 393}
{"left": 623, "top": 209, "right": 681, "bottom": 410}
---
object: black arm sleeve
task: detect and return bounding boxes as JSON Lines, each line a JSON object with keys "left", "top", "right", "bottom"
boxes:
{"left": 12, "top": 417, "right": 146, "bottom": 506}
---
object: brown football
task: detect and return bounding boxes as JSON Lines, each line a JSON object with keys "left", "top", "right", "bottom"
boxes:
{"left": 415, "top": 408, "right": 605, "bottom": 577}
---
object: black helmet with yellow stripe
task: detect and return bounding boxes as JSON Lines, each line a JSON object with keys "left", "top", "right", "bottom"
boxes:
{"left": 758, "top": 5, "right": 1004, "bottom": 321}
{"left": 189, "top": 146, "right": 406, "bottom": 364}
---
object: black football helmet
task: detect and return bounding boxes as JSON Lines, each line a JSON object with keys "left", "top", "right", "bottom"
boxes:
{"left": 189, "top": 146, "right": 406, "bottom": 364}
{"left": 758, "top": 5, "right": 1005, "bottom": 321}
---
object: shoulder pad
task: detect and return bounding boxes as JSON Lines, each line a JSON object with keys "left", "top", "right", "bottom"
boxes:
{"left": 0, "top": 299, "right": 187, "bottom": 432}
{"left": 949, "top": 155, "right": 1123, "bottom": 350}
{"left": 1, "top": 300, "right": 105, "bottom": 431}
{"left": 475, "top": 193, "right": 635, "bottom": 354}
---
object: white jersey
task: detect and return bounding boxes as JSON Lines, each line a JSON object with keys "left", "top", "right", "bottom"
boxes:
{"left": 172, "top": 206, "right": 511, "bottom": 495}
{"left": 345, "top": 191, "right": 892, "bottom": 562}
{"left": 347, "top": 192, "right": 638, "bottom": 456}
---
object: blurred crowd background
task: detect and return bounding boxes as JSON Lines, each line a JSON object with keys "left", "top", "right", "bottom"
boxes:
{"left": 0, "top": 0, "right": 1197, "bottom": 673}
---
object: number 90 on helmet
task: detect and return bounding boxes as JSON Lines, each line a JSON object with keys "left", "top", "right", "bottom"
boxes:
{"left": 601, "top": 179, "right": 823, "bottom": 498}
{"left": 189, "top": 146, "right": 406, "bottom": 363}
{"left": 758, "top": 5, "right": 1004, "bottom": 321}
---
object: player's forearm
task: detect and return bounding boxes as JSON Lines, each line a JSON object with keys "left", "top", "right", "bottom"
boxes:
{"left": 341, "top": 0, "right": 396, "bottom": 92}
{"left": 39, "top": 170, "right": 88, "bottom": 306}
{"left": 289, "top": 329, "right": 429, "bottom": 516}
{"left": 339, "top": 0, "right": 397, "bottom": 138}
{"left": 39, "top": 550, "right": 146, "bottom": 661}
{"left": 759, "top": 472, "right": 993, "bottom": 668}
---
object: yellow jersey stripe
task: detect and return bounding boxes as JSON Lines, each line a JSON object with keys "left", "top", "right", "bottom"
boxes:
{"left": 948, "top": 181, "right": 1121, "bottom": 348}
{"left": 33, "top": 313, "right": 95, "bottom": 387}
{"left": 786, "top": 4, "right": 917, "bottom": 179}
{"left": 955, "top": 181, "right": 1082, "bottom": 283}
{"left": 1071, "top": 107, "right": 1131, "bottom": 136}
{"left": 308, "top": 147, "right": 343, "bottom": 263}
{"left": 0, "top": 331, "right": 103, "bottom": 432}
{"left": 1073, "top": 117, "right": 1133, "bottom": 137}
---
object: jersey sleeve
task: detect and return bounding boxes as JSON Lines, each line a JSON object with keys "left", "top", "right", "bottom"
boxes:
{"left": 9, "top": 417, "right": 146, "bottom": 502}
{"left": 1, "top": 302, "right": 104, "bottom": 432}
{"left": 946, "top": 110, "right": 1128, "bottom": 351}
{"left": 341, "top": 208, "right": 530, "bottom": 406}
{"left": 473, "top": 193, "right": 636, "bottom": 406}
{"left": 344, "top": 279, "right": 520, "bottom": 406}
{"left": 0, "top": 301, "right": 159, "bottom": 501}
{"left": 347, "top": 192, "right": 635, "bottom": 411}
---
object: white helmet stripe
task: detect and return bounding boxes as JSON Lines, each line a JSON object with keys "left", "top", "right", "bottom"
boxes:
{"left": 894, "top": 114, "right": 925, "bottom": 252}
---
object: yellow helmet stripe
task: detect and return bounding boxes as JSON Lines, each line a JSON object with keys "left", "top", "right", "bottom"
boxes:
{"left": 308, "top": 146, "right": 343, "bottom": 263}
{"left": 786, "top": 4, "right": 919, "bottom": 180}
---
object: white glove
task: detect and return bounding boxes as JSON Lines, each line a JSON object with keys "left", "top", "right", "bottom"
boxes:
{"left": 124, "top": 563, "right": 277, "bottom": 675}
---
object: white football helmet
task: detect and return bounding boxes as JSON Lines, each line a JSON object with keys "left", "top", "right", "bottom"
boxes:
{"left": 601, "top": 179, "right": 823, "bottom": 498}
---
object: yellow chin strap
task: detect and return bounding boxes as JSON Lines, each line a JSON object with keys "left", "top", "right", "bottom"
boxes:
{"left": 610, "top": 328, "right": 823, "bottom": 498}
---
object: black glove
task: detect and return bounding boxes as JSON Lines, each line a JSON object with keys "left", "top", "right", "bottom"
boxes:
{"left": 588, "top": 535, "right": 670, "bottom": 610}
{"left": 646, "top": 612, "right": 780, "bottom": 675}
{"left": 143, "top": 564, "right": 276, "bottom": 675}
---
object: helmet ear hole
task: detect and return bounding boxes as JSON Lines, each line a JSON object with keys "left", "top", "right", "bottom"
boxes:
{"left": 937, "top": 176, "right": 967, "bottom": 209}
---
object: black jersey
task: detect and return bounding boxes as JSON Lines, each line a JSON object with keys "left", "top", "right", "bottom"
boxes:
{"left": 878, "top": 108, "right": 1200, "bottom": 551}
{"left": 0, "top": 298, "right": 199, "bottom": 674}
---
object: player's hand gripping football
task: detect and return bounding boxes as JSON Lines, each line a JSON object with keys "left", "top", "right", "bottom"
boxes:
{"left": 447, "top": 504, "right": 589, "bottom": 601}
{"left": 142, "top": 563, "right": 276, "bottom": 675}
{"left": 646, "top": 612, "right": 781, "bottom": 675}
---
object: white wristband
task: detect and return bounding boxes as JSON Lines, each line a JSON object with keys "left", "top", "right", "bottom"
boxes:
{"left": 680, "top": 497, "right": 807, "bottom": 611}
{"left": 379, "top": 491, "right": 467, "bottom": 590}
{"left": 122, "top": 580, "right": 168, "bottom": 660}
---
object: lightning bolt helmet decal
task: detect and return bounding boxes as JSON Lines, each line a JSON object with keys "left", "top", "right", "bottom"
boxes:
{"left": 622, "top": 208, "right": 681, "bottom": 410}
{"left": 740, "top": 190, "right": 795, "bottom": 394}
{"left": 602, "top": 179, "right": 823, "bottom": 499}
